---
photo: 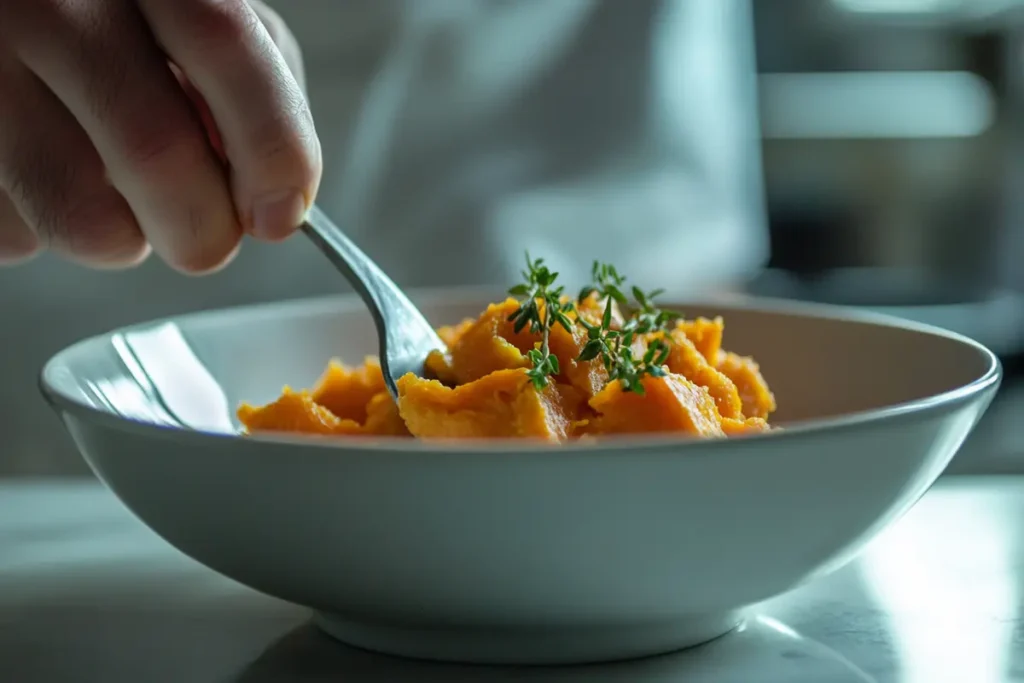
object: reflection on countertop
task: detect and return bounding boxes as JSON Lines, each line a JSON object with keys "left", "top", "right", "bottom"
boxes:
{"left": 232, "top": 617, "right": 874, "bottom": 683}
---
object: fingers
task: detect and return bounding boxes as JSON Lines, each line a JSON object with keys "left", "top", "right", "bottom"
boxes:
{"left": 138, "top": 0, "right": 321, "bottom": 241}
{"left": 4, "top": 0, "right": 242, "bottom": 273}
{"left": 249, "top": 0, "right": 307, "bottom": 93}
{"left": 0, "top": 56, "right": 149, "bottom": 268}
{"left": 0, "top": 192, "right": 40, "bottom": 265}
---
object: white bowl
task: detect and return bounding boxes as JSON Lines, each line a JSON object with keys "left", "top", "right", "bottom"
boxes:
{"left": 40, "top": 289, "right": 1001, "bottom": 665}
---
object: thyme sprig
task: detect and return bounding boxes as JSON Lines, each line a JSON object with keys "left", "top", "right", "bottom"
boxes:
{"left": 509, "top": 254, "right": 680, "bottom": 395}
{"left": 577, "top": 299, "right": 672, "bottom": 395}
{"left": 578, "top": 261, "right": 628, "bottom": 307}
{"left": 576, "top": 260, "right": 679, "bottom": 394}
{"left": 631, "top": 285, "right": 680, "bottom": 335}
{"left": 507, "top": 253, "right": 575, "bottom": 390}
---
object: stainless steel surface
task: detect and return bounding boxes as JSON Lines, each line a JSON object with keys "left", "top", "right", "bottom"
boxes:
{"left": 754, "top": 2, "right": 1024, "bottom": 294}
{"left": 4, "top": 476, "right": 1024, "bottom": 681}
{"left": 752, "top": 1, "right": 1024, "bottom": 473}
{"left": 301, "top": 206, "right": 443, "bottom": 397}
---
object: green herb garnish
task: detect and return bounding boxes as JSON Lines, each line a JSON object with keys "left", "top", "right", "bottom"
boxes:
{"left": 630, "top": 285, "right": 681, "bottom": 335}
{"left": 575, "top": 261, "right": 679, "bottom": 395}
{"left": 578, "top": 261, "right": 628, "bottom": 307}
{"left": 577, "top": 299, "right": 672, "bottom": 395}
{"left": 510, "top": 254, "right": 680, "bottom": 395}
{"left": 508, "top": 253, "right": 575, "bottom": 390}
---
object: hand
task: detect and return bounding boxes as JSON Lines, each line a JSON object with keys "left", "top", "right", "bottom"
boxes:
{"left": 0, "top": 0, "right": 321, "bottom": 272}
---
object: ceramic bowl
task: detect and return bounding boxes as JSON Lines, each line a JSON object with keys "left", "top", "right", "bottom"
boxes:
{"left": 40, "top": 290, "right": 1001, "bottom": 665}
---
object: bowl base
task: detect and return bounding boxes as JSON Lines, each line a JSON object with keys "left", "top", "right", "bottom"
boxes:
{"left": 313, "top": 609, "right": 742, "bottom": 665}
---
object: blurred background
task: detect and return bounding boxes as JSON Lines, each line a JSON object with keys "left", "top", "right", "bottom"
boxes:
{"left": 1, "top": 0, "right": 1022, "bottom": 476}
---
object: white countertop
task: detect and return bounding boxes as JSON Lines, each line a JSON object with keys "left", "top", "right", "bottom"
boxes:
{"left": 1, "top": 476, "right": 1022, "bottom": 682}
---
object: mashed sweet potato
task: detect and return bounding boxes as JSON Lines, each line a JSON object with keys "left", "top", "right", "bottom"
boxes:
{"left": 237, "top": 295, "right": 776, "bottom": 443}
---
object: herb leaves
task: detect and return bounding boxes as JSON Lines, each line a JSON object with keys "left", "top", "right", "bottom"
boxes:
{"left": 508, "top": 254, "right": 681, "bottom": 395}
{"left": 507, "top": 253, "right": 575, "bottom": 390}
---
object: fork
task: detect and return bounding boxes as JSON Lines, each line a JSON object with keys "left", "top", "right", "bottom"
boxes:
{"left": 301, "top": 205, "right": 444, "bottom": 399}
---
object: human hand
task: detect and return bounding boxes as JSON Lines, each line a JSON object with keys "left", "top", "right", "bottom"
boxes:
{"left": 0, "top": 0, "right": 321, "bottom": 272}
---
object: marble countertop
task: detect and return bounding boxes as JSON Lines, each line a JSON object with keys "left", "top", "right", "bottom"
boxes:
{"left": 2, "top": 476, "right": 1023, "bottom": 682}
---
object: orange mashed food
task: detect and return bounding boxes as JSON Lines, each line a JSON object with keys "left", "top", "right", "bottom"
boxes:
{"left": 237, "top": 296, "right": 776, "bottom": 442}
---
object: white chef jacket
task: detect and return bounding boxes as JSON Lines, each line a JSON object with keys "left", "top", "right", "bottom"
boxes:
{"left": 312, "top": 0, "right": 769, "bottom": 293}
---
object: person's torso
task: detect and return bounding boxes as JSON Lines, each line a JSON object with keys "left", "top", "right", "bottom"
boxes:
{"left": 300, "top": 0, "right": 768, "bottom": 292}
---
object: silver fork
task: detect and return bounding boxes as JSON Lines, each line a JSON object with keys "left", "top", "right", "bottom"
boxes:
{"left": 301, "top": 205, "right": 445, "bottom": 399}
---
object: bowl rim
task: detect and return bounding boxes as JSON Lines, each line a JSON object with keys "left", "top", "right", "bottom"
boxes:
{"left": 38, "top": 287, "right": 1004, "bottom": 457}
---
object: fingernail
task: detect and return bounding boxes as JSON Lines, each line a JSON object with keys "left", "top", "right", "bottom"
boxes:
{"left": 252, "top": 189, "right": 306, "bottom": 240}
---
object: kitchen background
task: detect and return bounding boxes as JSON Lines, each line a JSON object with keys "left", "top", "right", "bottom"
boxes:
{"left": 0, "top": 0, "right": 1021, "bottom": 476}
